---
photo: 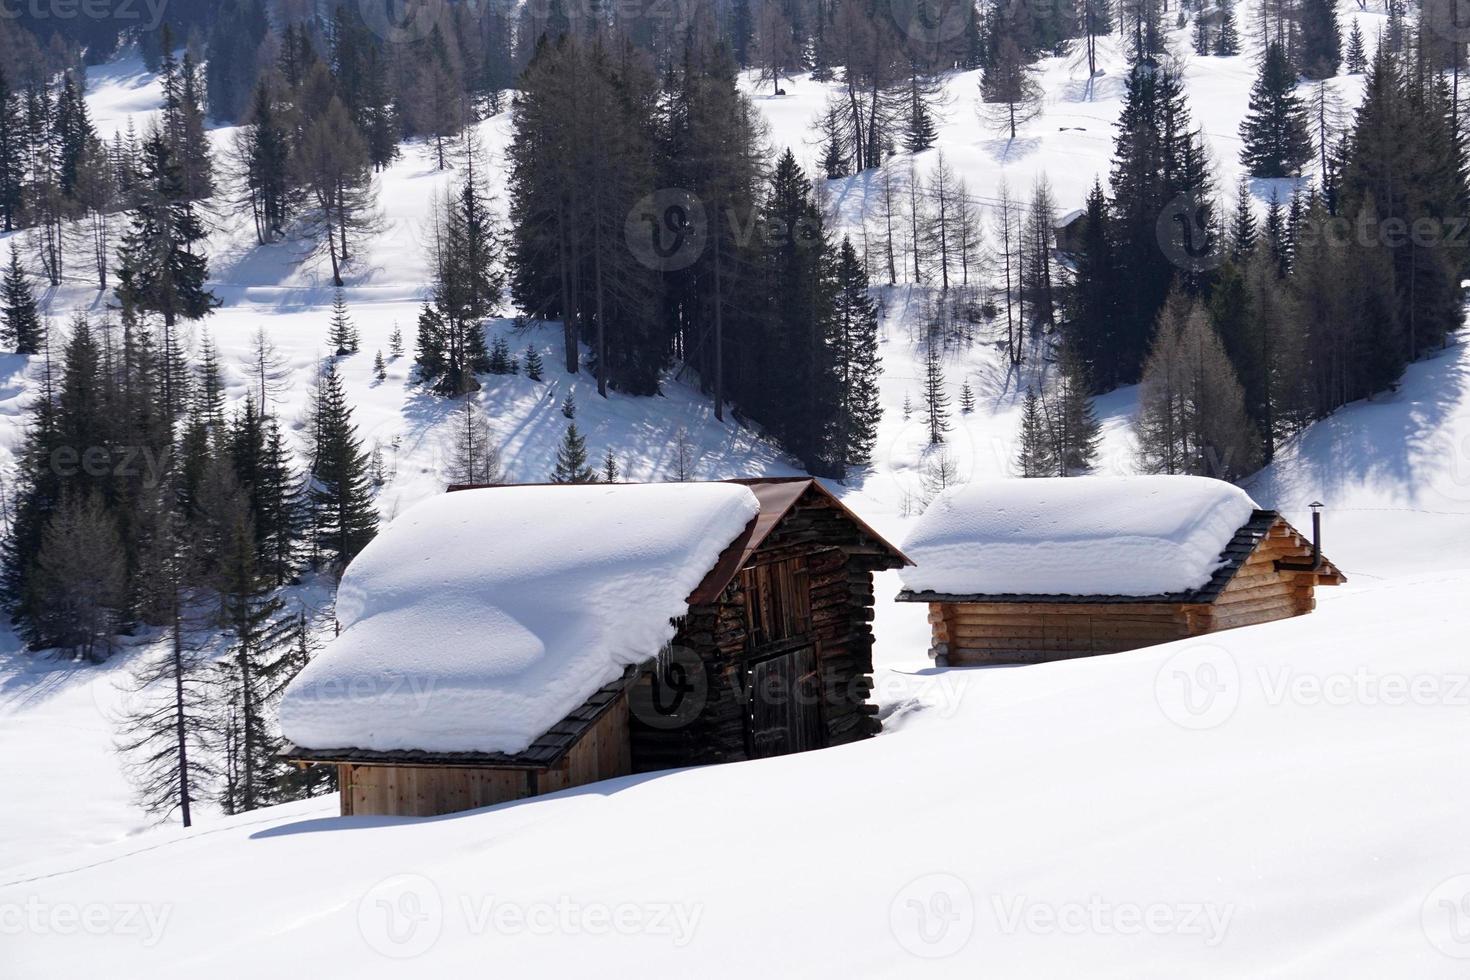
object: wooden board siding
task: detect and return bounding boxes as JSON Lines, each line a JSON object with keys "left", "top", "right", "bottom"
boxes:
{"left": 337, "top": 694, "right": 632, "bottom": 817}
{"left": 931, "top": 520, "right": 1330, "bottom": 666}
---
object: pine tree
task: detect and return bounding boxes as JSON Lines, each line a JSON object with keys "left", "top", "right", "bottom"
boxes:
{"left": 307, "top": 359, "right": 378, "bottom": 570}
{"left": 903, "top": 73, "right": 941, "bottom": 153}
{"left": 327, "top": 288, "right": 359, "bottom": 355}
{"left": 979, "top": 38, "right": 1042, "bottom": 139}
{"left": 562, "top": 392, "right": 576, "bottom": 419}
{"left": 832, "top": 237, "right": 882, "bottom": 470}
{"left": 1345, "top": 21, "right": 1367, "bottom": 74}
{"left": 446, "top": 398, "right": 502, "bottom": 486}
{"left": 1239, "top": 42, "right": 1314, "bottom": 178}
{"left": 388, "top": 322, "right": 404, "bottom": 358}
{"left": 1109, "top": 59, "right": 1207, "bottom": 380}
{"left": 1214, "top": 0, "right": 1240, "bottom": 55}
{"left": 524, "top": 344, "right": 544, "bottom": 381}
{"left": 115, "top": 129, "right": 218, "bottom": 328}
{"left": 601, "top": 449, "right": 619, "bottom": 483}
{"left": 1066, "top": 181, "right": 1122, "bottom": 389}
{"left": 922, "top": 333, "right": 951, "bottom": 444}
{"left": 1, "top": 244, "right": 44, "bottom": 354}
{"left": 1015, "top": 385, "right": 1057, "bottom": 476}
{"left": 1047, "top": 344, "right": 1103, "bottom": 475}
{"left": 820, "top": 103, "right": 849, "bottom": 178}
{"left": 0, "top": 67, "right": 22, "bottom": 232}
{"left": 488, "top": 335, "right": 516, "bottom": 375}
{"left": 551, "top": 422, "right": 595, "bottom": 483}
{"left": 193, "top": 329, "right": 226, "bottom": 431}
{"left": 116, "top": 514, "right": 216, "bottom": 828}
{"left": 33, "top": 493, "right": 127, "bottom": 661}
{"left": 1297, "top": 0, "right": 1341, "bottom": 80}
{"left": 1229, "top": 179, "right": 1258, "bottom": 260}
{"left": 960, "top": 380, "right": 976, "bottom": 413}
{"left": 1134, "top": 293, "right": 1262, "bottom": 479}
{"left": 373, "top": 350, "right": 386, "bottom": 381}
{"left": 1192, "top": 14, "right": 1211, "bottom": 57}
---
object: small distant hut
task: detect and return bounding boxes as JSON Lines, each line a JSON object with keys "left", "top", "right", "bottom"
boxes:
{"left": 281, "top": 478, "right": 909, "bottom": 817}
{"left": 1052, "top": 208, "right": 1088, "bottom": 257}
{"left": 896, "top": 476, "right": 1344, "bottom": 666}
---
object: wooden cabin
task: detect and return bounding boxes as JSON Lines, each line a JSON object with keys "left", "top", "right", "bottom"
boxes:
{"left": 897, "top": 478, "right": 1344, "bottom": 667}
{"left": 283, "top": 478, "right": 909, "bottom": 817}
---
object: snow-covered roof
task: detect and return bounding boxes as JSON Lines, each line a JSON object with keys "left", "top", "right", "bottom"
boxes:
{"left": 1053, "top": 208, "right": 1086, "bottom": 228}
{"left": 279, "top": 483, "right": 760, "bottom": 756}
{"left": 898, "top": 476, "right": 1260, "bottom": 598}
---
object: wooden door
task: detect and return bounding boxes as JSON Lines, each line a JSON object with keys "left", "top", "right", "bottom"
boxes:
{"left": 741, "top": 556, "right": 812, "bottom": 647}
{"left": 746, "top": 645, "right": 824, "bottom": 758}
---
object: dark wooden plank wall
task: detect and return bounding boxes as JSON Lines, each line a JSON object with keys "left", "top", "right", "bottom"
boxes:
{"left": 630, "top": 491, "right": 887, "bottom": 771}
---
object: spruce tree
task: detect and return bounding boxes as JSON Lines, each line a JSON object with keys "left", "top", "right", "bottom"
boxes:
{"left": 1049, "top": 344, "right": 1102, "bottom": 475}
{"left": 832, "top": 237, "right": 882, "bottom": 470}
{"left": 0, "top": 67, "right": 22, "bottom": 232}
{"left": 1240, "top": 42, "right": 1314, "bottom": 178}
{"left": 1297, "top": 0, "right": 1341, "bottom": 80}
{"left": 115, "top": 129, "right": 218, "bottom": 328}
{"left": 1344, "top": 21, "right": 1367, "bottom": 74}
{"left": 1213, "top": 0, "right": 1240, "bottom": 55}
{"left": 1016, "top": 386, "right": 1057, "bottom": 477}
{"left": 388, "top": 322, "right": 404, "bottom": 358}
{"left": 551, "top": 422, "right": 595, "bottom": 483}
{"left": 1229, "top": 179, "right": 1258, "bottom": 260}
{"left": 524, "top": 344, "right": 544, "bottom": 381}
{"left": 904, "top": 75, "right": 940, "bottom": 153}
{"left": 307, "top": 359, "right": 378, "bottom": 570}
{"left": 922, "top": 333, "right": 951, "bottom": 445}
{"left": 1110, "top": 59, "right": 1207, "bottom": 380}
{"left": 1192, "top": 15, "right": 1211, "bottom": 57}
{"left": 488, "top": 335, "right": 516, "bottom": 374}
{"left": 327, "top": 288, "right": 359, "bottom": 355}
{"left": 1066, "top": 181, "right": 1121, "bottom": 389}
{"left": 373, "top": 350, "right": 386, "bottom": 381}
{"left": 602, "top": 449, "right": 619, "bottom": 483}
{"left": 960, "top": 380, "right": 976, "bottom": 414}
{"left": 2, "top": 244, "right": 44, "bottom": 354}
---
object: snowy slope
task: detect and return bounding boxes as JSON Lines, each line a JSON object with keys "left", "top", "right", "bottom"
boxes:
{"left": 2, "top": 5, "right": 1469, "bottom": 973}
{"left": 5, "top": 569, "right": 1470, "bottom": 978}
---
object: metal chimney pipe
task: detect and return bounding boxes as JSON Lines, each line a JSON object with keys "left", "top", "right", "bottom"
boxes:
{"left": 1309, "top": 501, "right": 1323, "bottom": 570}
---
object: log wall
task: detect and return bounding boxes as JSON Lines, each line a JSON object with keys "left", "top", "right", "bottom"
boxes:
{"left": 630, "top": 491, "right": 889, "bottom": 770}
{"left": 930, "top": 601, "right": 1198, "bottom": 666}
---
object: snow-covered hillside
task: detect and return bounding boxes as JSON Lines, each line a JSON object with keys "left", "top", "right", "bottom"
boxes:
{"left": 4, "top": 2, "right": 1470, "bottom": 974}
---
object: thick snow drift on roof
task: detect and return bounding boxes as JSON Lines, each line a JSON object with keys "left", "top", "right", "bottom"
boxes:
{"left": 899, "top": 475, "right": 1259, "bottom": 597}
{"left": 280, "top": 483, "right": 759, "bottom": 755}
